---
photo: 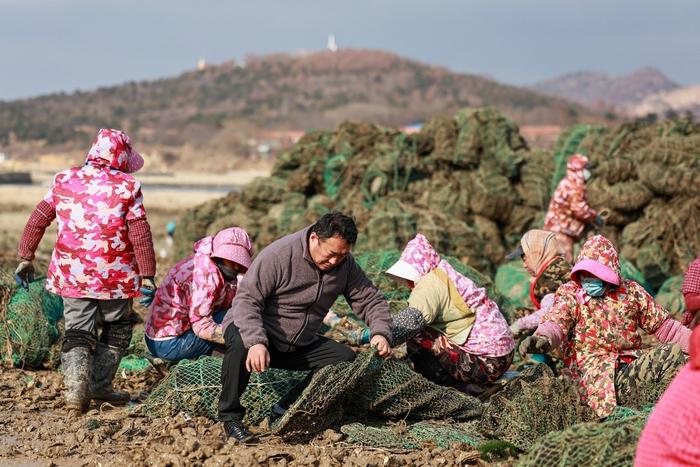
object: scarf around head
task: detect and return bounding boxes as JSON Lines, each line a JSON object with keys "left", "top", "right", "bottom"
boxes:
{"left": 521, "top": 229, "right": 565, "bottom": 275}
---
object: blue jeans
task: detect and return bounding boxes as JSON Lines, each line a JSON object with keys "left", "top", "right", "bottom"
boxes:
{"left": 145, "top": 310, "right": 226, "bottom": 362}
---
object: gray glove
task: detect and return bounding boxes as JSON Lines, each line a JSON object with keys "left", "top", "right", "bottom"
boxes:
{"left": 518, "top": 335, "right": 551, "bottom": 357}
{"left": 15, "top": 260, "right": 35, "bottom": 289}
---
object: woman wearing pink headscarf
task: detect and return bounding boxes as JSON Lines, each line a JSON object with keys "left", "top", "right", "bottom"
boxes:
{"left": 145, "top": 227, "right": 254, "bottom": 361}
{"left": 379, "top": 234, "right": 514, "bottom": 393}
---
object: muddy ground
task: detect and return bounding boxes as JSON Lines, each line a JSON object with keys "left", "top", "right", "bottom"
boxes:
{"left": 0, "top": 365, "right": 499, "bottom": 467}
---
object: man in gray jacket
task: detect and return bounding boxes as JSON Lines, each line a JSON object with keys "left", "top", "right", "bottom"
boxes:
{"left": 218, "top": 212, "right": 393, "bottom": 442}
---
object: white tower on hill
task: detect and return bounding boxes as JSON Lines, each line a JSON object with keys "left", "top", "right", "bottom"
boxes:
{"left": 327, "top": 34, "right": 338, "bottom": 52}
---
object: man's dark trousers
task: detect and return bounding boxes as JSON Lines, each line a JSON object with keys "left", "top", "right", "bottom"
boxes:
{"left": 218, "top": 324, "right": 356, "bottom": 422}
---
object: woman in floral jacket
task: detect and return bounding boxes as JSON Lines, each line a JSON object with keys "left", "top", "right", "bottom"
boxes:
{"left": 145, "top": 227, "right": 253, "bottom": 361}
{"left": 356, "top": 234, "right": 515, "bottom": 394}
{"left": 521, "top": 235, "right": 690, "bottom": 418}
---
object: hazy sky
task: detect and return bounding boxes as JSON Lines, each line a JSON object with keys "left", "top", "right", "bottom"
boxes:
{"left": 1, "top": 0, "right": 698, "bottom": 100}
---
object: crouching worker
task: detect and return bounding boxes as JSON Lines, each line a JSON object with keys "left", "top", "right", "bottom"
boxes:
{"left": 15, "top": 129, "right": 156, "bottom": 414}
{"left": 681, "top": 254, "right": 700, "bottom": 328}
{"left": 144, "top": 227, "right": 253, "bottom": 361}
{"left": 520, "top": 235, "right": 690, "bottom": 418}
{"left": 508, "top": 229, "right": 571, "bottom": 336}
{"left": 217, "top": 212, "right": 393, "bottom": 443}
{"left": 365, "top": 234, "right": 515, "bottom": 395}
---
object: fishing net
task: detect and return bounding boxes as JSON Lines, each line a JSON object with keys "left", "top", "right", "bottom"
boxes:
{"left": 619, "top": 259, "right": 653, "bottom": 296}
{"left": 479, "top": 364, "right": 594, "bottom": 450}
{"left": 654, "top": 275, "right": 685, "bottom": 318}
{"left": 516, "top": 412, "right": 650, "bottom": 467}
{"left": 272, "top": 350, "right": 483, "bottom": 442}
{"left": 140, "top": 356, "right": 309, "bottom": 425}
{"left": 494, "top": 262, "right": 532, "bottom": 311}
{"left": 340, "top": 420, "right": 485, "bottom": 450}
{"left": 0, "top": 275, "right": 63, "bottom": 369}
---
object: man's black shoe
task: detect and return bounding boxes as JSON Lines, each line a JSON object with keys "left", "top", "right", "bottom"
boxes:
{"left": 223, "top": 420, "right": 255, "bottom": 443}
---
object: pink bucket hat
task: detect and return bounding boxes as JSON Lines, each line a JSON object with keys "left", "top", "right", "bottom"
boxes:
{"left": 86, "top": 128, "right": 144, "bottom": 173}
{"left": 571, "top": 235, "right": 621, "bottom": 286}
{"left": 212, "top": 227, "right": 254, "bottom": 269}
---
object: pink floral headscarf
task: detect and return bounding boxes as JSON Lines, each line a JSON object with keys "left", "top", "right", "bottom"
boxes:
{"left": 400, "top": 234, "right": 489, "bottom": 310}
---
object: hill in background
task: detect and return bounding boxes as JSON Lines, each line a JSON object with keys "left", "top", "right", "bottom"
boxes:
{"left": 0, "top": 49, "right": 602, "bottom": 171}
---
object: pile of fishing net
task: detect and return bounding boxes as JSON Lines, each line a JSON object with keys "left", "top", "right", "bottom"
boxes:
{"left": 516, "top": 406, "right": 652, "bottom": 467}
{"left": 140, "top": 350, "right": 484, "bottom": 442}
{"left": 654, "top": 276, "right": 685, "bottom": 318}
{"left": 174, "top": 107, "right": 548, "bottom": 279}
{"left": 554, "top": 118, "right": 700, "bottom": 289}
{"left": 479, "top": 364, "right": 594, "bottom": 450}
{"left": 0, "top": 270, "right": 63, "bottom": 369}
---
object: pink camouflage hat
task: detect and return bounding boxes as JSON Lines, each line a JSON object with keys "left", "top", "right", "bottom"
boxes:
{"left": 86, "top": 128, "right": 144, "bottom": 173}
{"left": 212, "top": 227, "right": 254, "bottom": 270}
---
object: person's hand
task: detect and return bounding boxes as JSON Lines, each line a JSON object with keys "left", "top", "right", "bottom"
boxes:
{"left": 370, "top": 335, "right": 392, "bottom": 358}
{"left": 246, "top": 344, "right": 270, "bottom": 372}
{"left": 518, "top": 335, "right": 551, "bottom": 358}
{"left": 139, "top": 276, "right": 157, "bottom": 307}
{"left": 14, "top": 260, "right": 34, "bottom": 289}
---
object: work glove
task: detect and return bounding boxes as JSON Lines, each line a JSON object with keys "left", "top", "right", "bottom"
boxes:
{"left": 518, "top": 335, "right": 551, "bottom": 358}
{"left": 139, "top": 276, "right": 157, "bottom": 307}
{"left": 594, "top": 214, "right": 605, "bottom": 227}
{"left": 341, "top": 328, "right": 371, "bottom": 346}
{"left": 14, "top": 260, "right": 35, "bottom": 289}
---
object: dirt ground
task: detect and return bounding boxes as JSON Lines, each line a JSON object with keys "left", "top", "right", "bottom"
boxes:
{"left": 0, "top": 171, "right": 502, "bottom": 466}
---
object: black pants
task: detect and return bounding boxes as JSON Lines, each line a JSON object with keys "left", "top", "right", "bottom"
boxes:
{"left": 218, "top": 324, "right": 356, "bottom": 422}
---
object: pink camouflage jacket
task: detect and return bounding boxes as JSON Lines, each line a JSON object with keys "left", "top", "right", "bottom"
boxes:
{"left": 19, "top": 129, "right": 155, "bottom": 300}
{"left": 145, "top": 234, "right": 248, "bottom": 342}
{"left": 543, "top": 154, "right": 597, "bottom": 239}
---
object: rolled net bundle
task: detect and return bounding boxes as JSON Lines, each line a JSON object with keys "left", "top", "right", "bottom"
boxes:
{"left": 340, "top": 420, "right": 484, "bottom": 450}
{"left": 0, "top": 275, "right": 63, "bottom": 369}
{"left": 516, "top": 411, "right": 650, "bottom": 467}
{"left": 479, "top": 364, "right": 594, "bottom": 450}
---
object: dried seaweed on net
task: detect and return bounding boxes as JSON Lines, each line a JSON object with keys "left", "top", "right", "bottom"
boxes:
{"left": 587, "top": 179, "right": 653, "bottom": 213}
{"left": 272, "top": 350, "right": 483, "bottom": 442}
{"left": 654, "top": 275, "right": 685, "bottom": 318}
{"left": 515, "top": 412, "right": 650, "bottom": 467}
{"left": 637, "top": 162, "right": 700, "bottom": 196}
{"left": 340, "top": 419, "right": 485, "bottom": 450}
{"left": 479, "top": 364, "right": 594, "bottom": 451}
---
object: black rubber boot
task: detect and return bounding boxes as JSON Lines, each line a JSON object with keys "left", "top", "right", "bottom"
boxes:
{"left": 90, "top": 343, "right": 130, "bottom": 405}
{"left": 61, "top": 346, "right": 93, "bottom": 415}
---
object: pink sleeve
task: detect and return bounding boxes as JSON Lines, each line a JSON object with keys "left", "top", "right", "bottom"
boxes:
{"left": 535, "top": 321, "right": 565, "bottom": 349}
{"left": 125, "top": 182, "right": 146, "bottom": 222}
{"left": 189, "top": 254, "right": 224, "bottom": 342}
{"left": 655, "top": 318, "right": 691, "bottom": 354}
{"left": 516, "top": 308, "right": 547, "bottom": 332}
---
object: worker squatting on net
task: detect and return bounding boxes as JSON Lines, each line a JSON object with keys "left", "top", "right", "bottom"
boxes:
{"left": 508, "top": 229, "right": 572, "bottom": 337}
{"left": 144, "top": 227, "right": 254, "bottom": 362}
{"left": 520, "top": 235, "right": 691, "bottom": 418}
{"left": 352, "top": 233, "right": 515, "bottom": 395}
{"left": 15, "top": 129, "right": 157, "bottom": 415}
{"left": 217, "top": 212, "right": 393, "bottom": 443}
{"left": 543, "top": 154, "right": 604, "bottom": 262}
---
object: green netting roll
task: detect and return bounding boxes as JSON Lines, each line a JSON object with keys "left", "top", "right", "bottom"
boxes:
{"left": 341, "top": 420, "right": 484, "bottom": 450}
{"left": 619, "top": 259, "right": 653, "bottom": 295}
{"left": 654, "top": 275, "right": 685, "bottom": 318}
{"left": 0, "top": 277, "right": 63, "bottom": 368}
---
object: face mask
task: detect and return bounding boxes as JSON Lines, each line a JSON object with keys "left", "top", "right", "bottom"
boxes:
{"left": 217, "top": 263, "right": 238, "bottom": 282}
{"left": 581, "top": 277, "right": 605, "bottom": 297}
{"left": 582, "top": 169, "right": 592, "bottom": 181}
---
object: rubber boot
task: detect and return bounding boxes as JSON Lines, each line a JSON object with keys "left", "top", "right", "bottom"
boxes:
{"left": 89, "top": 343, "right": 130, "bottom": 405}
{"left": 61, "top": 346, "right": 92, "bottom": 415}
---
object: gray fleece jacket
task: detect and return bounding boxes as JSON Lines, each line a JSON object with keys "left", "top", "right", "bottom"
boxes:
{"left": 221, "top": 226, "right": 393, "bottom": 352}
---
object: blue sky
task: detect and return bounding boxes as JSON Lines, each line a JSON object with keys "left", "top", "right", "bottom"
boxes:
{"left": 1, "top": 0, "right": 698, "bottom": 100}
